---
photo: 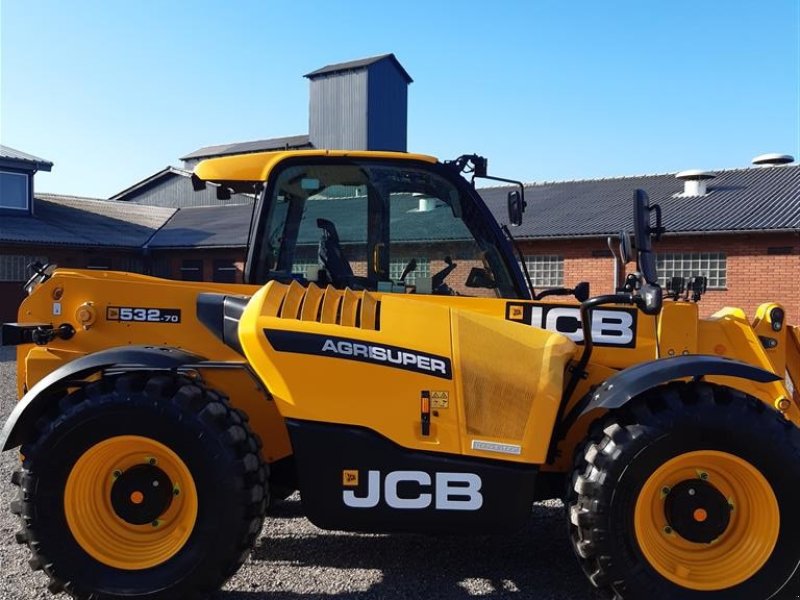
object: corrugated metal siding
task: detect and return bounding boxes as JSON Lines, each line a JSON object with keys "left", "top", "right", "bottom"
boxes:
{"left": 367, "top": 59, "right": 408, "bottom": 151}
{"left": 309, "top": 70, "right": 368, "bottom": 150}
{"left": 124, "top": 175, "right": 254, "bottom": 208}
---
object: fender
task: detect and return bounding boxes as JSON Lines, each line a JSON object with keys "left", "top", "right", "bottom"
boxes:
{"left": 573, "top": 354, "right": 781, "bottom": 422}
{"left": 1, "top": 345, "right": 203, "bottom": 452}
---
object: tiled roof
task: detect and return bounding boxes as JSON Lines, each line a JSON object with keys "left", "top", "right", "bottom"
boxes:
{"left": 146, "top": 203, "right": 252, "bottom": 249}
{"left": 0, "top": 194, "right": 175, "bottom": 247}
{"left": 4, "top": 163, "right": 796, "bottom": 252}
{"left": 0, "top": 145, "right": 53, "bottom": 171}
{"left": 180, "top": 135, "right": 313, "bottom": 161}
{"left": 478, "top": 164, "right": 800, "bottom": 238}
{"left": 304, "top": 53, "right": 413, "bottom": 83}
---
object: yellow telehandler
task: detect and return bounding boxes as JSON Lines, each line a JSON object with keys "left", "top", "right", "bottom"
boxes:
{"left": 2, "top": 150, "right": 799, "bottom": 599}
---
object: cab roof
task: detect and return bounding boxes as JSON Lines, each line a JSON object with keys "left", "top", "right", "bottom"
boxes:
{"left": 193, "top": 150, "right": 438, "bottom": 188}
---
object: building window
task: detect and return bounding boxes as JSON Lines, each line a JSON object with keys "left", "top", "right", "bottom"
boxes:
{"left": 523, "top": 255, "right": 564, "bottom": 287}
{"left": 390, "top": 257, "right": 430, "bottom": 284}
{"left": 152, "top": 258, "right": 172, "bottom": 279}
{"left": 86, "top": 257, "right": 112, "bottom": 270}
{"left": 213, "top": 259, "right": 238, "bottom": 283}
{"left": 116, "top": 256, "right": 145, "bottom": 274}
{"left": 0, "top": 255, "right": 47, "bottom": 281}
{"left": 180, "top": 259, "right": 203, "bottom": 281}
{"left": 292, "top": 261, "right": 319, "bottom": 279}
{"left": 657, "top": 252, "right": 727, "bottom": 289}
{"left": 0, "top": 170, "right": 29, "bottom": 211}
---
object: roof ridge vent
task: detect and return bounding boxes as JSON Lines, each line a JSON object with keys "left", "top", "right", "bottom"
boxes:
{"left": 751, "top": 153, "right": 794, "bottom": 167}
{"left": 675, "top": 170, "right": 716, "bottom": 196}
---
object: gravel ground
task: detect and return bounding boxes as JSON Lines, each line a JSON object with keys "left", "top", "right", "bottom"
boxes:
{"left": 0, "top": 347, "right": 598, "bottom": 600}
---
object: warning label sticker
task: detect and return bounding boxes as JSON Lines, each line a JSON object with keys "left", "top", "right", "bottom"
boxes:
{"left": 430, "top": 391, "right": 449, "bottom": 409}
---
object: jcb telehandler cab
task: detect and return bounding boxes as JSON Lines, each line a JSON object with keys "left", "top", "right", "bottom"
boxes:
{"left": 2, "top": 150, "right": 799, "bottom": 600}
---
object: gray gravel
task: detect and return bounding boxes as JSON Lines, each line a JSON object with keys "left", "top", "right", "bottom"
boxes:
{"left": 0, "top": 347, "right": 598, "bottom": 600}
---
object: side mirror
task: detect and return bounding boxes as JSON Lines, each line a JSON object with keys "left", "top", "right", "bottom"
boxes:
{"left": 465, "top": 267, "right": 497, "bottom": 289}
{"left": 507, "top": 190, "right": 526, "bottom": 226}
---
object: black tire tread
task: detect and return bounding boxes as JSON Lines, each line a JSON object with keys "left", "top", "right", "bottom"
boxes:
{"left": 10, "top": 372, "right": 269, "bottom": 600}
{"left": 567, "top": 382, "right": 800, "bottom": 600}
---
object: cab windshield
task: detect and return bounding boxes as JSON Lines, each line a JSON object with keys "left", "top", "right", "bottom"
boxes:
{"left": 249, "top": 160, "right": 518, "bottom": 298}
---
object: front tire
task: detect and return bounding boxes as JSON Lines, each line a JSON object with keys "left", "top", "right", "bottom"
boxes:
{"left": 11, "top": 373, "right": 268, "bottom": 599}
{"left": 568, "top": 383, "right": 800, "bottom": 599}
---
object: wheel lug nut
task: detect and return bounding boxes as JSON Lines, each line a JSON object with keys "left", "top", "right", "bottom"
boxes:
{"left": 663, "top": 526, "right": 673, "bottom": 535}
{"left": 148, "top": 458, "right": 157, "bottom": 466}
{"left": 112, "top": 470, "right": 122, "bottom": 479}
{"left": 152, "top": 520, "right": 160, "bottom": 528}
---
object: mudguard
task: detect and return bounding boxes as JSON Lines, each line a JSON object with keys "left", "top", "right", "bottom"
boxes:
{"left": 1, "top": 345, "right": 203, "bottom": 451}
{"left": 577, "top": 354, "right": 781, "bottom": 419}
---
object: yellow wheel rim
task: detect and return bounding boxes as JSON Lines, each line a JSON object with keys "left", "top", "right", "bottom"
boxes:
{"left": 65, "top": 435, "right": 198, "bottom": 570}
{"left": 634, "top": 450, "right": 779, "bottom": 591}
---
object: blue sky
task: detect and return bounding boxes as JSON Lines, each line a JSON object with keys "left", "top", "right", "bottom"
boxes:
{"left": 1, "top": 0, "right": 798, "bottom": 198}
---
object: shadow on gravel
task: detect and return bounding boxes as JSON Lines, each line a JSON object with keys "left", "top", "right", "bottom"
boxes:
{"left": 214, "top": 498, "right": 598, "bottom": 600}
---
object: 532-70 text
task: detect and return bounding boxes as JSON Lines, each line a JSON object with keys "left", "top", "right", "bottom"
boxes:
{"left": 106, "top": 307, "right": 182, "bottom": 324}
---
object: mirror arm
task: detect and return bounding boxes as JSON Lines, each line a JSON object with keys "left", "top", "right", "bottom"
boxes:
{"left": 482, "top": 175, "right": 526, "bottom": 214}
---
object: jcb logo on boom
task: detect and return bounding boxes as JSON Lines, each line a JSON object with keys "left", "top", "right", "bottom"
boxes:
{"left": 342, "top": 470, "right": 483, "bottom": 511}
{"left": 508, "top": 303, "right": 638, "bottom": 348}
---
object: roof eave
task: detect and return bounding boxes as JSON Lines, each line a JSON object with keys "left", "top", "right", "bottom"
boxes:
{"left": 109, "top": 167, "right": 185, "bottom": 201}
{"left": 512, "top": 227, "right": 800, "bottom": 241}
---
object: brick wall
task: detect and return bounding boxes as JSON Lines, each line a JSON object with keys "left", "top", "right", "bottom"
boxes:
{"left": 519, "top": 232, "right": 800, "bottom": 324}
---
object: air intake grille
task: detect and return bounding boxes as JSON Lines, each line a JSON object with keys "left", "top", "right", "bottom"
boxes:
{"left": 262, "top": 281, "right": 379, "bottom": 330}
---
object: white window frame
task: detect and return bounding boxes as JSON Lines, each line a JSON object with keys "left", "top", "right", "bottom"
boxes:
{"left": 0, "top": 255, "right": 48, "bottom": 281}
{"left": 180, "top": 259, "right": 204, "bottom": 281}
{"left": 212, "top": 259, "right": 239, "bottom": 283}
{"left": 522, "top": 255, "right": 564, "bottom": 287}
{"left": 0, "top": 170, "right": 30, "bottom": 211}
{"left": 657, "top": 252, "right": 727, "bottom": 290}
{"left": 291, "top": 261, "right": 319, "bottom": 278}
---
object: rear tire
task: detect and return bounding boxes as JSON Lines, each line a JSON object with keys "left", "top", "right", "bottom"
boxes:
{"left": 10, "top": 373, "right": 268, "bottom": 599}
{"left": 568, "top": 382, "right": 800, "bottom": 600}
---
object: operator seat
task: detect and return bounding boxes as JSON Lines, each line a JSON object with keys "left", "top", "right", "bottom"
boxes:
{"left": 317, "top": 218, "right": 355, "bottom": 288}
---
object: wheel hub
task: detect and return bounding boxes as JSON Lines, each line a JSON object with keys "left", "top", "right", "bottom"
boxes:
{"left": 664, "top": 479, "right": 731, "bottom": 543}
{"left": 110, "top": 464, "right": 174, "bottom": 525}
